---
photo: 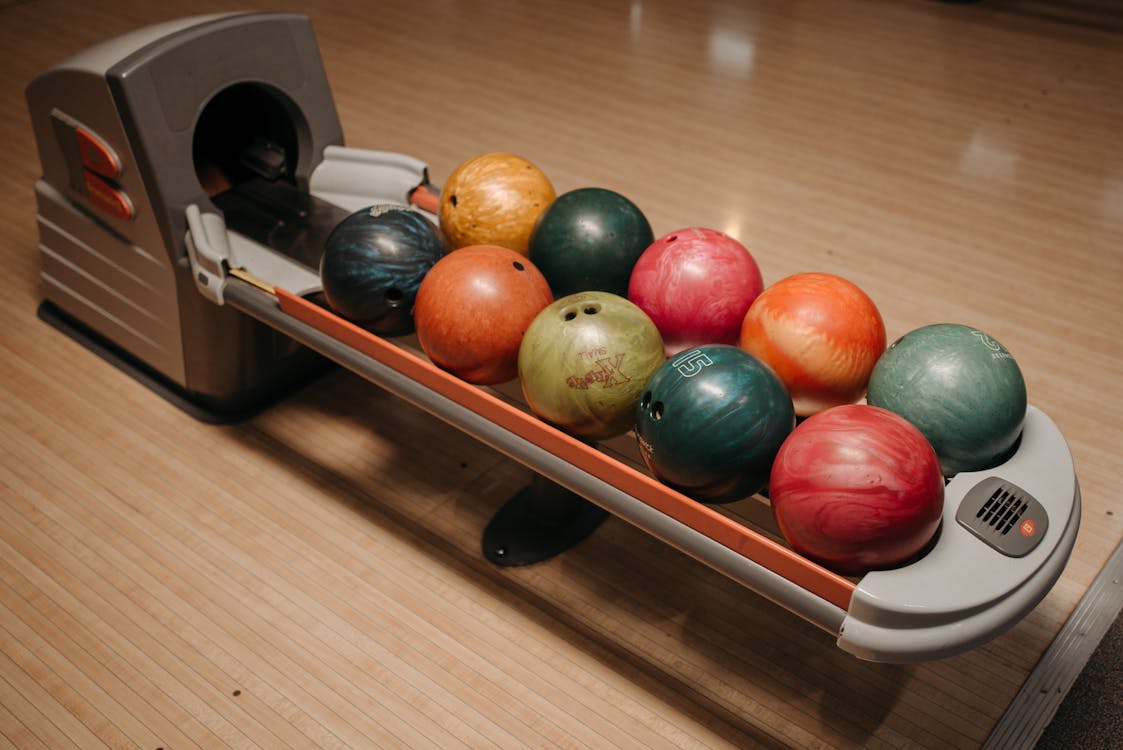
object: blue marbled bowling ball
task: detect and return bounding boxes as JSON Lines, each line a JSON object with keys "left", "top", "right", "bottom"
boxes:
{"left": 320, "top": 205, "right": 448, "bottom": 335}
{"left": 635, "top": 344, "right": 795, "bottom": 503}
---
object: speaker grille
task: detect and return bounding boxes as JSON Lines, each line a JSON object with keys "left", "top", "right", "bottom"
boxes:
{"left": 956, "top": 477, "right": 1049, "bottom": 557}
{"left": 977, "top": 485, "right": 1029, "bottom": 535}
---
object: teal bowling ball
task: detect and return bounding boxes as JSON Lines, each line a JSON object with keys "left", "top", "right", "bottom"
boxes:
{"left": 528, "top": 187, "right": 654, "bottom": 297}
{"left": 867, "top": 323, "right": 1027, "bottom": 476}
{"left": 636, "top": 345, "right": 795, "bottom": 503}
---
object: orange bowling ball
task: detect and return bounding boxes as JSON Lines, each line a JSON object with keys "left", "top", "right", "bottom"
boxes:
{"left": 738, "top": 272, "right": 885, "bottom": 416}
{"left": 414, "top": 245, "right": 554, "bottom": 384}
{"left": 438, "top": 152, "right": 556, "bottom": 255}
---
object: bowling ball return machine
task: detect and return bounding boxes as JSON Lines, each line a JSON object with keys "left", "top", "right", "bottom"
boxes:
{"left": 27, "top": 12, "right": 1081, "bottom": 662}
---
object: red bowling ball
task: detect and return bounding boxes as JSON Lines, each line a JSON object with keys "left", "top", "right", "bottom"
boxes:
{"left": 414, "top": 245, "right": 554, "bottom": 384}
{"left": 628, "top": 228, "right": 764, "bottom": 356}
{"left": 768, "top": 404, "right": 945, "bottom": 575}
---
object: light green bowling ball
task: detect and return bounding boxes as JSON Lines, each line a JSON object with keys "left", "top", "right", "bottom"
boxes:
{"left": 519, "top": 292, "right": 666, "bottom": 439}
{"left": 867, "top": 323, "right": 1027, "bottom": 476}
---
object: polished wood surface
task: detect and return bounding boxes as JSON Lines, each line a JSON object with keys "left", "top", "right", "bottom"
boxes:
{"left": 2, "top": 0, "right": 1121, "bottom": 747}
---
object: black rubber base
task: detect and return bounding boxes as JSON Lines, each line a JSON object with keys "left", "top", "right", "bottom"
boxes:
{"left": 483, "top": 475, "right": 608, "bottom": 567}
{"left": 37, "top": 301, "right": 328, "bottom": 425}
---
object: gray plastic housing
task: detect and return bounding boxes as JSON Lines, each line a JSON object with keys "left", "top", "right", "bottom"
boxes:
{"left": 27, "top": 12, "right": 347, "bottom": 412}
{"left": 838, "top": 406, "right": 1080, "bottom": 662}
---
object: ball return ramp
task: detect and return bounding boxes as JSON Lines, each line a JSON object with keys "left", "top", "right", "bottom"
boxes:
{"left": 26, "top": 11, "right": 1080, "bottom": 664}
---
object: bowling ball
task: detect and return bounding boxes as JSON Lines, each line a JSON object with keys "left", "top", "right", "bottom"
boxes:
{"left": 867, "top": 323, "right": 1027, "bottom": 476}
{"left": 519, "top": 292, "right": 665, "bottom": 439}
{"left": 628, "top": 228, "right": 764, "bottom": 356}
{"left": 769, "top": 404, "right": 945, "bottom": 575}
{"left": 635, "top": 345, "right": 794, "bottom": 503}
{"left": 319, "top": 205, "right": 447, "bottom": 335}
{"left": 738, "top": 272, "right": 885, "bottom": 417}
{"left": 528, "top": 187, "right": 654, "bottom": 297}
{"left": 438, "top": 152, "right": 555, "bottom": 255}
{"left": 414, "top": 245, "right": 554, "bottom": 384}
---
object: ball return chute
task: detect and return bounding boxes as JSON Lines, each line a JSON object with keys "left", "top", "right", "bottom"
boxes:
{"left": 27, "top": 11, "right": 1080, "bottom": 662}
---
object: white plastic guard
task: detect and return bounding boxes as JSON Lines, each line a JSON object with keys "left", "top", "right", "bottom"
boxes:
{"left": 185, "top": 203, "right": 322, "bottom": 305}
{"left": 185, "top": 203, "right": 232, "bottom": 304}
{"left": 309, "top": 145, "right": 434, "bottom": 217}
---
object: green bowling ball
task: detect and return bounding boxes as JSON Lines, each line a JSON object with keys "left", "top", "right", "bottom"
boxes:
{"left": 527, "top": 187, "right": 654, "bottom": 298}
{"left": 518, "top": 292, "right": 665, "bottom": 439}
{"left": 635, "top": 345, "right": 795, "bottom": 503}
{"left": 866, "top": 323, "right": 1027, "bottom": 476}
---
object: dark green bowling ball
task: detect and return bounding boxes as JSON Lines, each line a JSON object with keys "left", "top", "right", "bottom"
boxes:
{"left": 635, "top": 345, "right": 795, "bottom": 503}
{"left": 866, "top": 323, "right": 1027, "bottom": 476}
{"left": 528, "top": 187, "right": 653, "bottom": 298}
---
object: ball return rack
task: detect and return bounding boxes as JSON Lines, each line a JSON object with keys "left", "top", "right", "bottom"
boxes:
{"left": 27, "top": 12, "right": 1080, "bottom": 662}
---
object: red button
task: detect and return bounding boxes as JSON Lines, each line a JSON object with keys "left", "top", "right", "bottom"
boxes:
{"left": 1020, "top": 519, "right": 1036, "bottom": 537}
{"left": 83, "top": 170, "right": 134, "bottom": 221}
{"left": 76, "top": 126, "right": 122, "bottom": 179}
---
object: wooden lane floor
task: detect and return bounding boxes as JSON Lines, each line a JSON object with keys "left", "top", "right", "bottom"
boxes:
{"left": 1, "top": 0, "right": 1121, "bottom": 747}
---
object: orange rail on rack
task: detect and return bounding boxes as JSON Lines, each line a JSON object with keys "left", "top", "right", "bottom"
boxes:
{"left": 276, "top": 288, "right": 857, "bottom": 612}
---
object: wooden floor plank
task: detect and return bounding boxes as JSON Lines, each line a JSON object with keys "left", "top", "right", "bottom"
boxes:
{"left": 0, "top": 645, "right": 109, "bottom": 750}
{"left": 2, "top": 351, "right": 731, "bottom": 748}
{"left": 0, "top": 698, "right": 52, "bottom": 750}
{"left": 2, "top": 457, "right": 461, "bottom": 750}
{"left": 0, "top": 494, "right": 296, "bottom": 750}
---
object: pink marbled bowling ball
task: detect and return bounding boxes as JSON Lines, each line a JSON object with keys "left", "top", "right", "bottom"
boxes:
{"left": 628, "top": 228, "right": 763, "bottom": 356}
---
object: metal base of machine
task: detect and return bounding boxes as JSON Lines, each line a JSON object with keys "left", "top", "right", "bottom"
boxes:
{"left": 483, "top": 474, "right": 609, "bottom": 567}
{"left": 38, "top": 300, "right": 331, "bottom": 424}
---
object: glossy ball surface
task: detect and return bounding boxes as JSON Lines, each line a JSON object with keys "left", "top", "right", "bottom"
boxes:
{"left": 519, "top": 292, "right": 665, "bottom": 439}
{"left": 738, "top": 272, "right": 885, "bottom": 417}
{"left": 867, "top": 323, "right": 1027, "bottom": 476}
{"left": 528, "top": 187, "right": 654, "bottom": 297}
{"left": 438, "top": 152, "right": 555, "bottom": 254}
{"left": 769, "top": 404, "right": 945, "bottom": 575}
{"left": 628, "top": 228, "right": 764, "bottom": 356}
{"left": 319, "top": 206, "right": 447, "bottom": 335}
{"left": 635, "top": 345, "right": 794, "bottom": 503}
{"left": 414, "top": 245, "right": 554, "bottom": 384}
